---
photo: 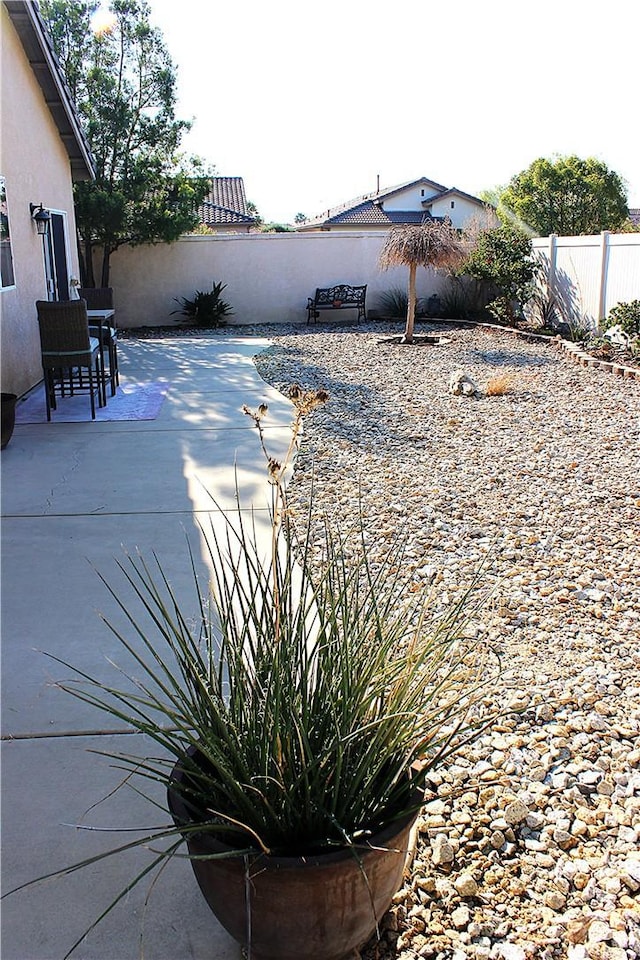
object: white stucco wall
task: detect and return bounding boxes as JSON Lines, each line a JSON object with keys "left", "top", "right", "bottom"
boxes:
{"left": 0, "top": 5, "right": 81, "bottom": 397}
{"left": 109, "top": 231, "right": 451, "bottom": 328}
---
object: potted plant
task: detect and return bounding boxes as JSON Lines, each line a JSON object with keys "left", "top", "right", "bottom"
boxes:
{"left": 4, "top": 386, "right": 500, "bottom": 960}
{"left": 1, "top": 392, "right": 17, "bottom": 449}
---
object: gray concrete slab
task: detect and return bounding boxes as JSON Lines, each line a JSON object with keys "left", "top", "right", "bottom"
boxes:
{"left": 2, "top": 425, "right": 292, "bottom": 515}
{"left": 1, "top": 511, "right": 268, "bottom": 737}
{"left": 1, "top": 735, "right": 240, "bottom": 960}
{"left": 1, "top": 336, "right": 290, "bottom": 959}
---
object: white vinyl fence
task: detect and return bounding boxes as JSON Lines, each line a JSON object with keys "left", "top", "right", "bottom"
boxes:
{"left": 108, "top": 231, "right": 452, "bottom": 329}
{"left": 532, "top": 232, "right": 640, "bottom": 331}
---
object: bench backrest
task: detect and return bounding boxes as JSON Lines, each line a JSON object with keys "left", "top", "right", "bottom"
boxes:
{"left": 314, "top": 284, "right": 366, "bottom": 306}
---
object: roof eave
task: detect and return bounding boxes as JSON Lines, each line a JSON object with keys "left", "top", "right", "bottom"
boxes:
{"left": 4, "top": 0, "right": 95, "bottom": 180}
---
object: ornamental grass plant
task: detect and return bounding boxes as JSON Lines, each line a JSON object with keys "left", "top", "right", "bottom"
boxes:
{"left": 4, "top": 385, "right": 502, "bottom": 957}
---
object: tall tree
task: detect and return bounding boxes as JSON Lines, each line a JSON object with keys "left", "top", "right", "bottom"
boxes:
{"left": 379, "top": 221, "right": 465, "bottom": 344}
{"left": 498, "top": 156, "right": 629, "bottom": 237}
{"left": 41, "top": 0, "right": 211, "bottom": 285}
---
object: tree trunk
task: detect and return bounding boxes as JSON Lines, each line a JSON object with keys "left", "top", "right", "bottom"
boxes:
{"left": 100, "top": 245, "right": 111, "bottom": 288}
{"left": 402, "top": 262, "right": 417, "bottom": 344}
{"left": 82, "top": 233, "right": 95, "bottom": 287}
{"left": 76, "top": 231, "right": 87, "bottom": 286}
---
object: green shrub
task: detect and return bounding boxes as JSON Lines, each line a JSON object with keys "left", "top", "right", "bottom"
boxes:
{"left": 602, "top": 300, "right": 640, "bottom": 337}
{"left": 439, "top": 277, "right": 493, "bottom": 321}
{"left": 171, "top": 281, "right": 233, "bottom": 328}
{"left": 459, "top": 225, "right": 538, "bottom": 326}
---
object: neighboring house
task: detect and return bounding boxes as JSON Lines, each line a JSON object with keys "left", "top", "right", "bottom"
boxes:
{"left": 1, "top": 0, "right": 94, "bottom": 398}
{"left": 296, "top": 176, "right": 497, "bottom": 233}
{"left": 196, "top": 177, "right": 257, "bottom": 233}
{"left": 628, "top": 208, "right": 640, "bottom": 228}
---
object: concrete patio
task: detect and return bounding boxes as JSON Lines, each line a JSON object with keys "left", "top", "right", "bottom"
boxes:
{"left": 1, "top": 335, "right": 294, "bottom": 960}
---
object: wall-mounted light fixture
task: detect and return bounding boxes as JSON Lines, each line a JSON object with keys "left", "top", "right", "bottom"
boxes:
{"left": 30, "top": 203, "right": 51, "bottom": 236}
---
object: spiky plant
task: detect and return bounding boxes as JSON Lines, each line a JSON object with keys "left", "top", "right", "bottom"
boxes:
{"left": 171, "top": 280, "right": 233, "bottom": 327}
{"left": 3, "top": 386, "right": 502, "bottom": 958}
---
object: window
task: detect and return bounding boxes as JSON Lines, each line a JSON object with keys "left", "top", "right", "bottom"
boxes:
{"left": 0, "top": 176, "right": 16, "bottom": 290}
{"left": 450, "top": 201, "right": 455, "bottom": 209}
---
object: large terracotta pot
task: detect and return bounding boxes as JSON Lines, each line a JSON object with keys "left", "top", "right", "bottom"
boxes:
{"left": 1, "top": 393, "right": 17, "bottom": 450}
{"left": 168, "top": 750, "right": 420, "bottom": 960}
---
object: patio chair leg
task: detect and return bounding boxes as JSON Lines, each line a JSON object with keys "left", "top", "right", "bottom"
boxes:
{"left": 111, "top": 341, "right": 118, "bottom": 395}
{"left": 112, "top": 339, "right": 119, "bottom": 390}
{"left": 89, "top": 365, "right": 96, "bottom": 419}
{"left": 98, "top": 354, "right": 107, "bottom": 407}
{"left": 44, "top": 370, "right": 52, "bottom": 421}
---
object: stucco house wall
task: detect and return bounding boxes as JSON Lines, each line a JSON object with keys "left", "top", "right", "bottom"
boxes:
{"left": 109, "top": 232, "right": 451, "bottom": 328}
{"left": 426, "top": 194, "right": 493, "bottom": 230}
{"left": 0, "top": 2, "right": 87, "bottom": 397}
{"left": 382, "top": 182, "right": 444, "bottom": 212}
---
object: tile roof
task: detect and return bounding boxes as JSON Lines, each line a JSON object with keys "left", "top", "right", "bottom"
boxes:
{"left": 628, "top": 208, "right": 640, "bottom": 225}
{"left": 298, "top": 177, "right": 486, "bottom": 229}
{"left": 197, "top": 177, "right": 256, "bottom": 226}
{"left": 327, "top": 202, "right": 432, "bottom": 226}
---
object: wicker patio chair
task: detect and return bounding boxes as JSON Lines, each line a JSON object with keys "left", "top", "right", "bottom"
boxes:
{"left": 79, "top": 287, "right": 119, "bottom": 396}
{"left": 36, "top": 299, "right": 106, "bottom": 421}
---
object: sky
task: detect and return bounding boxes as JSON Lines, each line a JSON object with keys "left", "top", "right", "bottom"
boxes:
{"left": 143, "top": 0, "right": 638, "bottom": 225}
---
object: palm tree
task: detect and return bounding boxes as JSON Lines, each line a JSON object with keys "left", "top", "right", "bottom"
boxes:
{"left": 379, "top": 220, "right": 466, "bottom": 343}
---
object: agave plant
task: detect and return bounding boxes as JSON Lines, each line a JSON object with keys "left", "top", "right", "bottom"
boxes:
{"left": 376, "top": 287, "right": 411, "bottom": 319}
{"left": 171, "top": 280, "right": 233, "bottom": 327}
{"left": 4, "top": 385, "right": 502, "bottom": 957}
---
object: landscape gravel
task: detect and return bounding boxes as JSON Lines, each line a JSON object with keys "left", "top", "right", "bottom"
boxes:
{"left": 248, "top": 320, "right": 640, "bottom": 960}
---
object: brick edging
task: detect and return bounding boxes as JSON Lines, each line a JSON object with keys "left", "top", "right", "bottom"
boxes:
{"left": 553, "top": 336, "right": 640, "bottom": 381}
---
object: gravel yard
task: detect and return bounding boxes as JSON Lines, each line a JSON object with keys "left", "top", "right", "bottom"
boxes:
{"left": 250, "top": 320, "right": 640, "bottom": 960}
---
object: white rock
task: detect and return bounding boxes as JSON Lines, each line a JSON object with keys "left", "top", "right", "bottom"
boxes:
{"left": 504, "top": 799, "right": 529, "bottom": 825}
{"left": 587, "top": 920, "right": 614, "bottom": 943}
{"left": 449, "top": 369, "right": 479, "bottom": 396}
{"left": 258, "top": 322, "right": 640, "bottom": 960}
{"left": 567, "top": 948, "right": 588, "bottom": 960}
{"left": 454, "top": 873, "right": 479, "bottom": 897}
{"left": 451, "top": 904, "right": 471, "bottom": 929}
{"left": 431, "top": 834, "right": 454, "bottom": 865}
{"left": 496, "top": 945, "right": 526, "bottom": 960}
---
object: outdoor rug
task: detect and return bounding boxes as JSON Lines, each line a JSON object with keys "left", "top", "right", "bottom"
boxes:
{"left": 15, "top": 381, "right": 168, "bottom": 424}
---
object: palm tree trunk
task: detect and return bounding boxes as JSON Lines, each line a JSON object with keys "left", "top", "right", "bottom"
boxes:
{"left": 402, "top": 262, "right": 417, "bottom": 344}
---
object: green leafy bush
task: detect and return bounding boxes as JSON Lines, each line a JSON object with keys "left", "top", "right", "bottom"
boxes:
{"left": 171, "top": 281, "right": 233, "bottom": 327}
{"left": 459, "top": 225, "right": 538, "bottom": 326}
{"left": 602, "top": 300, "right": 640, "bottom": 337}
